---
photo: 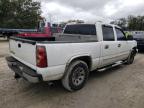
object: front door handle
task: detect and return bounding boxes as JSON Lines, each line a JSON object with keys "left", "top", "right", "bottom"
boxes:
{"left": 18, "top": 43, "right": 21, "bottom": 48}
{"left": 118, "top": 44, "right": 121, "bottom": 47}
{"left": 105, "top": 45, "right": 109, "bottom": 49}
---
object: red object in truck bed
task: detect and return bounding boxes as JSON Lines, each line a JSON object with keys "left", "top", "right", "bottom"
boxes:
{"left": 17, "top": 32, "right": 51, "bottom": 37}
{"left": 17, "top": 26, "right": 52, "bottom": 38}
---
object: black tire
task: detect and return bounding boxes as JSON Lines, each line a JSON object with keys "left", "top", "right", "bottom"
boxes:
{"left": 62, "top": 60, "right": 89, "bottom": 92}
{"left": 125, "top": 50, "right": 136, "bottom": 65}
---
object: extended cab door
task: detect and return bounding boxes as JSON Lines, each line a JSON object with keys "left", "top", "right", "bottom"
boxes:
{"left": 114, "top": 27, "right": 129, "bottom": 60}
{"left": 101, "top": 25, "right": 120, "bottom": 66}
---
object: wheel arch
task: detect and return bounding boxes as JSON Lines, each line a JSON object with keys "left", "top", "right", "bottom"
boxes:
{"left": 132, "top": 46, "right": 138, "bottom": 55}
{"left": 66, "top": 55, "right": 92, "bottom": 71}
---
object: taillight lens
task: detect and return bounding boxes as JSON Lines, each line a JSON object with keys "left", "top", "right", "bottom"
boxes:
{"left": 36, "top": 46, "right": 48, "bottom": 68}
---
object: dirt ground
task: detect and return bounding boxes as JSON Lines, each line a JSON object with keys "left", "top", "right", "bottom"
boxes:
{"left": 0, "top": 40, "right": 144, "bottom": 108}
{"left": 0, "top": 39, "right": 9, "bottom": 58}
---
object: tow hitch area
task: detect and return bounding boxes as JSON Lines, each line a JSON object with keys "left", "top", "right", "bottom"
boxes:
{"left": 6, "top": 56, "right": 43, "bottom": 83}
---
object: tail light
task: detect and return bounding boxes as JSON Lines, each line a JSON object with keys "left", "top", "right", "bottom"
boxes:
{"left": 36, "top": 46, "right": 48, "bottom": 68}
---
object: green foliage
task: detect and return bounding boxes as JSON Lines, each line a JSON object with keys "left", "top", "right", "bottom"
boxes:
{"left": 111, "top": 18, "right": 127, "bottom": 30}
{"left": 0, "top": 0, "right": 41, "bottom": 29}
{"left": 111, "top": 15, "right": 144, "bottom": 31}
{"left": 128, "top": 15, "right": 144, "bottom": 30}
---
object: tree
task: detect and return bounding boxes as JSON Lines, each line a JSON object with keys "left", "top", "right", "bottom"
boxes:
{"left": 128, "top": 15, "right": 144, "bottom": 31}
{"left": 67, "top": 19, "right": 84, "bottom": 24}
{"left": 0, "top": 0, "right": 41, "bottom": 29}
{"left": 110, "top": 18, "right": 127, "bottom": 30}
{"left": 111, "top": 15, "right": 144, "bottom": 31}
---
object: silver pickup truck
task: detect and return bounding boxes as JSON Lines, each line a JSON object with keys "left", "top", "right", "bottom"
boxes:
{"left": 6, "top": 22, "right": 137, "bottom": 91}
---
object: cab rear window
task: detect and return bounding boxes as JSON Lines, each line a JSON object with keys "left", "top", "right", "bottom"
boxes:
{"left": 64, "top": 24, "right": 96, "bottom": 35}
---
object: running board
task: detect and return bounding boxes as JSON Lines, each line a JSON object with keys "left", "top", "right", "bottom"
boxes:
{"left": 98, "top": 61, "right": 126, "bottom": 72}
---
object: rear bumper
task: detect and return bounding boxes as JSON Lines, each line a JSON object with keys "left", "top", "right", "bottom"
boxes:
{"left": 6, "top": 56, "right": 43, "bottom": 83}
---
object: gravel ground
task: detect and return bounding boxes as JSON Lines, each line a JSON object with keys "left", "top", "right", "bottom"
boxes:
{"left": 0, "top": 39, "right": 9, "bottom": 57}
{"left": 0, "top": 40, "right": 144, "bottom": 108}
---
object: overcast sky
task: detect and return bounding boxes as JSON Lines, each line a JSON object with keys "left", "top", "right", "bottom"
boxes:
{"left": 39, "top": 0, "right": 144, "bottom": 23}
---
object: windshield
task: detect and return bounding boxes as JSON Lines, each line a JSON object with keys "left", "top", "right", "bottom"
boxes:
{"left": 38, "top": 20, "right": 45, "bottom": 32}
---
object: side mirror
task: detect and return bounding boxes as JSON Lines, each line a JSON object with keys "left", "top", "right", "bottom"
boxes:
{"left": 126, "top": 35, "right": 133, "bottom": 40}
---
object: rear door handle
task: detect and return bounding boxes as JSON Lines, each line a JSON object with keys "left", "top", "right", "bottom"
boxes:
{"left": 118, "top": 44, "right": 121, "bottom": 47}
{"left": 105, "top": 45, "right": 109, "bottom": 49}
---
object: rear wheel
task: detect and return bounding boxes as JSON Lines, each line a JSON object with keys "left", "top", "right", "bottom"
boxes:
{"left": 62, "top": 60, "right": 89, "bottom": 92}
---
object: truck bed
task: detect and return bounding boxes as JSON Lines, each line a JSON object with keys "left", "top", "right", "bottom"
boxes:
{"left": 11, "top": 34, "right": 97, "bottom": 44}
{"left": 9, "top": 34, "right": 99, "bottom": 72}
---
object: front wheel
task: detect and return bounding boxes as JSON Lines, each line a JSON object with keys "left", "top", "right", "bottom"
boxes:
{"left": 125, "top": 50, "right": 136, "bottom": 64}
{"left": 62, "top": 60, "right": 89, "bottom": 92}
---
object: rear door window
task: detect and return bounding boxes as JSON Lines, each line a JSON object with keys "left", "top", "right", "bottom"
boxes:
{"left": 64, "top": 24, "right": 96, "bottom": 35}
{"left": 102, "top": 25, "right": 115, "bottom": 41}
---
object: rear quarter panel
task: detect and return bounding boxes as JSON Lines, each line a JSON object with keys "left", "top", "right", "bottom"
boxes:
{"left": 45, "top": 42, "right": 101, "bottom": 68}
